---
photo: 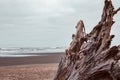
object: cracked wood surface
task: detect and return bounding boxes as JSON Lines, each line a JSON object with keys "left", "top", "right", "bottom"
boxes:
{"left": 54, "top": 0, "right": 120, "bottom": 80}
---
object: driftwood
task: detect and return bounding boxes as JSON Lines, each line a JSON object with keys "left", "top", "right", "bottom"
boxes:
{"left": 54, "top": 0, "right": 120, "bottom": 80}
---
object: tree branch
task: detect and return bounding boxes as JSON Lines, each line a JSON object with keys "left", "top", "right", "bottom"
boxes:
{"left": 114, "top": 7, "right": 120, "bottom": 15}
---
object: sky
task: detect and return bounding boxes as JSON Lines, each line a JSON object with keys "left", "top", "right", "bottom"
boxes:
{"left": 0, "top": 0, "right": 120, "bottom": 48}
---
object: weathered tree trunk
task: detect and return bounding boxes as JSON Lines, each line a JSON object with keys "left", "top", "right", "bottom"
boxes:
{"left": 54, "top": 0, "right": 120, "bottom": 80}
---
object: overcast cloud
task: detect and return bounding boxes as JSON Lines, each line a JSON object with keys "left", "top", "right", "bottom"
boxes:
{"left": 0, "top": 0, "right": 120, "bottom": 47}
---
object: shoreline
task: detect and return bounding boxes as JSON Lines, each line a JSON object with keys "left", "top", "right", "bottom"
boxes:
{"left": 0, "top": 52, "right": 64, "bottom": 66}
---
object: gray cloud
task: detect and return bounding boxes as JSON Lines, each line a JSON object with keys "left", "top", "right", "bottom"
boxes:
{"left": 0, "top": 0, "right": 120, "bottom": 47}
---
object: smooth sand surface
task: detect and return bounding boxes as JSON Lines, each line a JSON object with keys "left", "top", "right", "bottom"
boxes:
{"left": 0, "top": 52, "right": 64, "bottom": 80}
{"left": 0, "top": 52, "right": 64, "bottom": 66}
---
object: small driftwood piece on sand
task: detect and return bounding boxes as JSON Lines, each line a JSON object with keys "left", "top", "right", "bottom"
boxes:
{"left": 54, "top": 0, "right": 120, "bottom": 80}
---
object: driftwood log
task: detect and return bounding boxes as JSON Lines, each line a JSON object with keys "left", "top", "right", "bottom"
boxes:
{"left": 54, "top": 0, "right": 120, "bottom": 80}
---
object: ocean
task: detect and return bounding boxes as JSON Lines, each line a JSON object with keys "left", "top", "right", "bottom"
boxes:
{"left": 0, "top": 47, "right": 65, "bottom": 57}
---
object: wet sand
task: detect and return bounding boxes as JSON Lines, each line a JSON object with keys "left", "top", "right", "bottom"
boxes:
{"left": 0, "top": 52, "right": 64, "bottom": 66}
{"left": 0, "top": 52, "right": 64, "bottom": 80}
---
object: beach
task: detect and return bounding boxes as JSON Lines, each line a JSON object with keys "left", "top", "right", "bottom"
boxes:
{"left": 0, "top": 52, "right": 64, "bottom": 80}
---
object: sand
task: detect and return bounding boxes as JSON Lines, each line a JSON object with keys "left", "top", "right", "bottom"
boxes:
{"left": 0, "top": 53, "right": 64, "bottom": 80}
{"left": 0, "top": 63, "right": 58, "bottom": 80}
